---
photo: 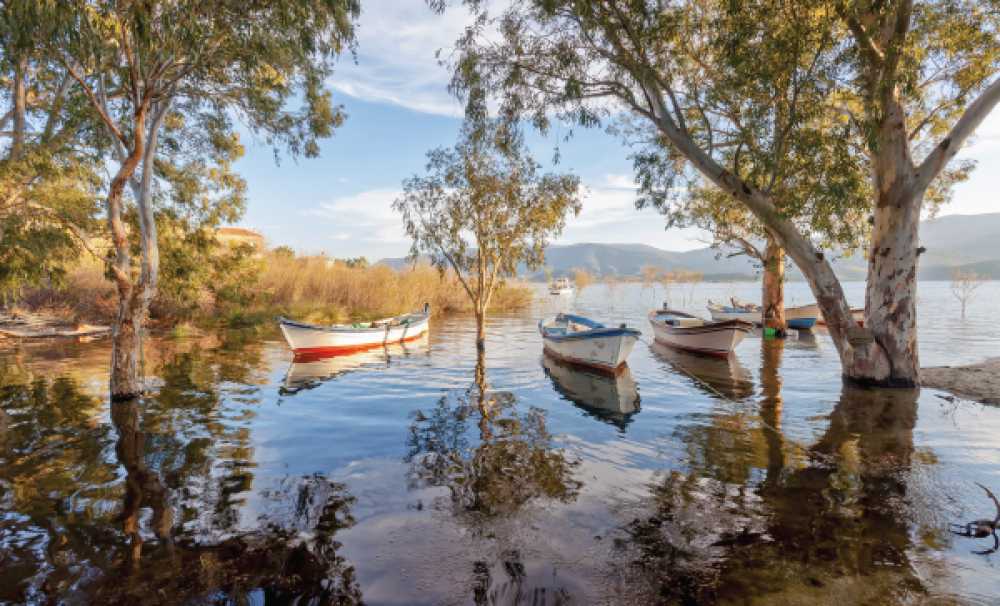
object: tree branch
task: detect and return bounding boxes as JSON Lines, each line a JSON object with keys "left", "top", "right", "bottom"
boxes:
{"left": 915, "top": 77, "right": 1000, "bottom": 193}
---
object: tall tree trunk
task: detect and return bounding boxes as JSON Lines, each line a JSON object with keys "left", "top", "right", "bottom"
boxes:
{"left": 108, "top": 110, "right": 147, "bottom": 400}
{"left": 864, "top": 190, "right": 921, "bottom": 386}
{"left": 10, "top": 56, "right": 27, "bottom": 160}
{"left": 761, "top": 237, "right": 786, "bottom": 334}
{"left": 475, "top": 306, "right": 487, "bottom": 356}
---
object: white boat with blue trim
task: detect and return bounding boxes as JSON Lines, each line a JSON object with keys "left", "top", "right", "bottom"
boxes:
{"left": 538, "top": 313, "right": 640, "bottom": 373}
{"left": 707, "top": 299, "right": 819, "bottom": 330}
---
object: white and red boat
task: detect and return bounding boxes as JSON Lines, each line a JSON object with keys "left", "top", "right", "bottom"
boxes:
{"left": 278, "top": 305, "right": 430, "bottom": 356}
{"left": 648, "top": 308, "right": 752, "bottom": 357}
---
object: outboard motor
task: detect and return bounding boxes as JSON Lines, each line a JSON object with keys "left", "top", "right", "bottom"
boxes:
{"left": 423, "top": 302, "right": 430, "bottom": 315}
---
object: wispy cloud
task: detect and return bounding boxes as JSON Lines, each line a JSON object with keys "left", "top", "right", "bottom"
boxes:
{"left": 304, "top": 188, "right": 409, "bottom": 257}
{"left": 331, "top": 0, "right": 474, "bottom": 116}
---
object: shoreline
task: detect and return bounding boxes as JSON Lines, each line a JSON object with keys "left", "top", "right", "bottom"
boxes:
{"left": 922, "top": 358, "right": 1000, "bottom": 405}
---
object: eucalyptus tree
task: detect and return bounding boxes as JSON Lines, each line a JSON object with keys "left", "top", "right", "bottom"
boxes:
{"left": 395, "top": 118, "right": 581, "bottom": 359}
{"left": 439, "top": 0, "right": 1000, "bottom": 386}
{"left": 47, "top": 0, "right": 359, "bottom": 399}
{"left": 0, "top": 1, "right": 102, "bottom": 302}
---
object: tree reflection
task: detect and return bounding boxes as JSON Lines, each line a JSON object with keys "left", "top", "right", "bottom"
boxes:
{"left": 0, "top": 340, "right": 364, "bottom": 604}
{"left": 616, "top": 384, "right": 924, "bottom": 604}
{"left": 406, "top": 358, "right": 582, "bottom": 603}
{"left": 405, "top": 374, "right": 580, "bottom": 521}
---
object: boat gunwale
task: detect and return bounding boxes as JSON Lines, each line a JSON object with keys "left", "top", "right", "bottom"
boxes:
{"left": 649, "top": 310, "right": 754, "bottom": 334}
{"left": 279, "top": 312, "right": 429, "bottom": 334}
{"left": 538, "top": 313, "right": 641, "bottom": 342}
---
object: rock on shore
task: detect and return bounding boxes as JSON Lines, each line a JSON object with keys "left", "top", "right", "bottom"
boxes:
{"left": 922, "top": 358, "right": 1000, "bottom": 405}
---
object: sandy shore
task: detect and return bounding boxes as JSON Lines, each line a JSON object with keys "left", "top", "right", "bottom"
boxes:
{"left": 922, "top": 358, "right": 1000, "bottom": 405}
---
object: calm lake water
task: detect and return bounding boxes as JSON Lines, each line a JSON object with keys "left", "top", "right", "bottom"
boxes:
{"left": 2, "top": 281, "right": 999, "bottom": 605}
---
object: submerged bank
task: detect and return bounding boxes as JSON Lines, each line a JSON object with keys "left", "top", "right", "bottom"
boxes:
{"left": 923, "top": 358, "right": 1000, "bottom": 405}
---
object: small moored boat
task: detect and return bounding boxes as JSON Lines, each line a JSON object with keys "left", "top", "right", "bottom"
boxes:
{"left": 538, "top": 313, "right": 640, "bottom": 372}
{"left": 707, "top": 299, "right": 819, "bottom": 330}
{"left": 549, "top": 277, "right": 573, "bottom": 295}
{"left": 649, "top": 308, "right": 752, "bottom": 356}
{"left": 278, "top": 305, "right": 430, "bottom": 356}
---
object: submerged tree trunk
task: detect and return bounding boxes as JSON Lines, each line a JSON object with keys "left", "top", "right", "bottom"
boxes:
{"left": 761, "top": 237, "right": 786, "bottom": 334}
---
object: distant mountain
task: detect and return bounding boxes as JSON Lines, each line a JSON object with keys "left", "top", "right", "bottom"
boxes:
{"left": 377, "top": 213, "right": 1000, "bottom": 280}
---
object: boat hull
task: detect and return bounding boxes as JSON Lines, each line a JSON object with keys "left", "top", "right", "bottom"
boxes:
{"left": 649, "top": 312, "right": 751, "bottom": 357}
{"left": 279, "top": 314, "right": 430, "bottom": 355}
{"left": 539, "top": 326, "right": 638, "bottom": 372}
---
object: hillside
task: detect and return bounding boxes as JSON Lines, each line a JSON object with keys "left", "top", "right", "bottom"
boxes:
{"left": 377, "top": 213, "right": 1000, "bottom": 281}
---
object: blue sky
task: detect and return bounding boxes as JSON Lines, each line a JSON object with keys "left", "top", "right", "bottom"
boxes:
{"left": 234, "top": 0, "right": 1000, "bottom": 261}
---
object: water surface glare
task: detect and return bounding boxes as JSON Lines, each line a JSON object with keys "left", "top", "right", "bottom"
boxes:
{"left": 2, "top": 281, "right": 999, "bottom": 605}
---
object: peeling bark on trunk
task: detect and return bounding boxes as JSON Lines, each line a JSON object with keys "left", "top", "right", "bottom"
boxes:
{"left": 864, "top": 186, "right": 922, "bottom": 387}
{"left": 761, "top": 238, "right": 786, "bottom": 334}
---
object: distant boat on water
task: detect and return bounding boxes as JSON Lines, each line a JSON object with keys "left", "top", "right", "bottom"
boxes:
{"left": 707, "top": 299, "right": 819, "bottom": 330}
{"left": 538, "top": 313, "right": 640, "bottom": 373}
{"left": 648, "top": 308, "right": 752, "bottom": 357}
{"left": 278, "top": 305, "right": 430, "bottom": 356}
{"left": 549, "top": 277, "right": 573, "bottom": 295}
{"left": 542, "top": 354, "right": 639, "bottom": 430}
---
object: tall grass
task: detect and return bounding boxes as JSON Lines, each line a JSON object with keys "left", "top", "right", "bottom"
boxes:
{"left": 14, "top": 252, "right": 533, "bottom": 327}
{"left": 255, "top": 254, "right": 532, "bottom": 324}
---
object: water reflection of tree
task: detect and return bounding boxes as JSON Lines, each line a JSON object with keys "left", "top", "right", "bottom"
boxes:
{"left": 0, "top": 342, "right": 364, "bottom": 604}
{"left": 405, "top": 362, "right": 581, "bottom": 603}
{"left": 406, "top": 384, "right": 581, "bottom": 521}
{"left": 616, "top": 378, "right": 925, "bottom": 604}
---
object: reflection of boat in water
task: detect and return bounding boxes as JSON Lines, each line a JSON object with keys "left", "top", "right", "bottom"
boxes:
{"left": 650, "top": 340, "right": 754, "bottom": 400}
{"left": 282, "top": 335, "right": 429, "bottom": 394}
{"left": 542, "top": 353, "right": 639, "bottom": 430}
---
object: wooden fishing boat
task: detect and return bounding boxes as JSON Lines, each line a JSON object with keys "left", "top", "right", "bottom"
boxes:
{"left": 278, "top": 305, "right": 430, "bottom": 355}
{"left": 549, "top": 277, "right": 573, "bottom": 295}
{"left": 649, "top": 308, "right": 752, "bottom": 356}
{"left": 707, "top": 299, "right": 819, "bottom": 330}
{"left": 538, "top": 313, "right": 640, "bottom": 372}
{"left": 542, "top": 354, "right": 639, "bottom": 430}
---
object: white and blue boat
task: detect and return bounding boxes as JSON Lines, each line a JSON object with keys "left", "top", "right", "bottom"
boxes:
{"left": 707, "top": 300, "right": 819, "bottom": 330}
{"left": 538, "top": 313, "right": 640, "bottom": 373}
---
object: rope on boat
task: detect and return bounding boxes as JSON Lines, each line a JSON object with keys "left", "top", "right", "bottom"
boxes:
{"left": 636, "top": 334, "right": 834, "bottom": 464}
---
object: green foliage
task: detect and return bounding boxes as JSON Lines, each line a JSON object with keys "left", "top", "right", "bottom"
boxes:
{"left": 442, "top": 0, "right": 995, "bottom": 259}
{"left": 394, "top": 119, "right": 581, "bottom": 311}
